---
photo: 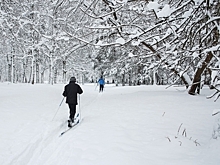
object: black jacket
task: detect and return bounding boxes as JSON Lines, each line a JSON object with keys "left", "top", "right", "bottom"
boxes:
{"left": 62, "top": 82, "right": 83, "bottom": 104}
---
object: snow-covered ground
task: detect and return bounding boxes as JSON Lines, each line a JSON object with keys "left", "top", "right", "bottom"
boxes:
{"left": 0, "top": 83, "right": 220, "bottom": 165}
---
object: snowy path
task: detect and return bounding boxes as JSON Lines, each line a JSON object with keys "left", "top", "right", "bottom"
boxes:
{"left": 0, "top": 83, "right": 220, "bottom": 165}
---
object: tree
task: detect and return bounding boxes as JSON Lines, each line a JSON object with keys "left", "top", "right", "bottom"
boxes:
{"left": 0, "top": 0, "right": 219, "bottom": 90}
{"left": 78, "top": 0, "right": 219, "bottom": 92}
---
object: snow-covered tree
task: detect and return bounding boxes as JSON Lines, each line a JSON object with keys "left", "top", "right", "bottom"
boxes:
{"left": 0, "top": 0, "right": 94, "bottom": 84}
{"left": 78, "top": 0, "right": 219, "bottom": 91}
{"left": 0, "top": 0, "right": 219, "bottom": 90}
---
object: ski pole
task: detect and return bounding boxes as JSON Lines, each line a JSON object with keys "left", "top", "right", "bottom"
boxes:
{"left": 52, "top": 97, "right": 65, "bottom": 121}
{"left": 94, "top": 83, "right": 98, "bottom": 91}
{"left": 75, "top": 94, "right": 81, "bottom": 121}
{"left": 78, "top": 94, "right": 81, "bottom": 121}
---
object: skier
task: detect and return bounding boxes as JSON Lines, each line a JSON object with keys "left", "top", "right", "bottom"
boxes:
{"left": 63, "top": 77, "right": 83, "bottom": 127}
{"left": 98, "top": 76, "right": 105, "bottom": 92}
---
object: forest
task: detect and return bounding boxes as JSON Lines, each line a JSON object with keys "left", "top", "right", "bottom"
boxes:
{"left": 0, "top": 0, "right": 219, "bottom": 96}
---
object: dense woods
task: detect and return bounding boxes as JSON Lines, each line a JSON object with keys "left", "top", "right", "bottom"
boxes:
{"left": 0, "top": 0, "right": 219, "bottom": 95}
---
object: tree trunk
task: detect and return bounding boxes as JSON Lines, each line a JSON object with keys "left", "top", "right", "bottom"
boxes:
{"left": 41, "top": 68, "right": 45, "bottom": 83}
{"left": 129, "top": 67, "right": 132, "bottom": 86}
{"left": 36, "top": 62, "right": 39, "bottom": 83}
{"left": 54, "top": 68, "right": 57, "bottom": 84}
{"left": 188, "top": 52, "right": 213, "bottom": 95}
{"left": 22, "top": 59, "right": 27, "bottom": 83}
{"left": 36, "top": 52, "right": 40, "bottom": 83}
{"left": 28, "top": 64, "right": 32, "bottom": 84}
{"left": 12, "top": 55, "right": 15, "bottom": 83}
{"left": 49, "top": 56, "right": 53, "bottom": 85}
{"left": 122, "top": 71, "right": 125, "bottom": 86}
{"left": 63, "top": 60, "right": 67, "bottom": 83}
{"left": 31, "top": 56, "right": 35, "bottom": 85}
{"left": 7, "top": 55, "right": 12, "bottom": 82}
{"left": 153, "top": 70, "right": 156, "bottom": 85}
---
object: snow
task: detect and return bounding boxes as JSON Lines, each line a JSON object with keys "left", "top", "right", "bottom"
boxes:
{"left": 0, "top": 83, "right": 220, "bottom": 165}
{"left": 128, "top": 52, "right": 134, "bottom": 58}
{"left": 95, "top": 40, "right": 103, "bottom": 48}
{"left": 147, "top": 1, "right": 160, "bottom": 12}
{"left": 131, "top": 39, "right": 141, "bottom": 46}
{"left": 157, "top": 4, "right": 172, "bottom": 18}
{"left": 115, "top": 37, "right": 125, "bottom": 45}
{"left": 204, "top": 44, "right": 220, "bottom": 53}
{"left": 193, "top": 0, "right": 204, "bottom": 5}
{"left": 182, "top": 9, "right": 193, "bottom": 18}
{"left": 192, "top": 52, "right": 199, "bottom": 59}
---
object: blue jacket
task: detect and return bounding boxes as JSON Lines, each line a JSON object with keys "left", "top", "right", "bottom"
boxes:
{"left": 98, "top": 78, "right": 105, "bottom": 85}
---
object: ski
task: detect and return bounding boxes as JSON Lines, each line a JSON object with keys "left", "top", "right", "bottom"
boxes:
{"left": 59, "top": 119, "right": 80, "bottom": 137}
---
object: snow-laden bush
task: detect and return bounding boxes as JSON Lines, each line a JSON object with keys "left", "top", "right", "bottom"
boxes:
{"left": 212, "top": 110, "right": 220, "bottom": 139}
{"left": 207, "top": 69, "right": 220, "bottom": 139}
{"left": 207, "top": 69, "right": 220, "bottom": 101}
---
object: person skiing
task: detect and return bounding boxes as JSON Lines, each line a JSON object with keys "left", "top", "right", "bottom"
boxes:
{"left": 62, "top": 77, "right": 83, "bottom": 127}
{"left": 98, "top": 76, "right": 105, "bottom": 92}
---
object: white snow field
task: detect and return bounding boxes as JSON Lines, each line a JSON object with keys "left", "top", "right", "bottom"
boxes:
{"left": 0, "top": 83, "right": 220, "bottom": 165}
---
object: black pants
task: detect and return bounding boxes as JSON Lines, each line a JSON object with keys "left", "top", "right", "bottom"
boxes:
{"left": 99, "top": 84, "right": 104, "bottom": 92}
{"left": 68, "top": 104, "right": 76, "bottom": 121}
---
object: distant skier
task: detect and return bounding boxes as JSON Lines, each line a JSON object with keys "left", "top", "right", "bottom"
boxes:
{"left": 63, "top": 77, "right": 83, "bottom": 127}
{"left": 98, "top": 76, "right": 105, "bottom": 92}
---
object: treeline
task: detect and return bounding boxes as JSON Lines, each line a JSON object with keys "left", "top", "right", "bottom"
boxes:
{"left": 0, "top": 0, "right": 219, "bottom": 95}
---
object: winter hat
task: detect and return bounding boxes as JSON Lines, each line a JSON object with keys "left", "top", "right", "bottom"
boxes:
{"left": 70, "top": 77, "right": 76, "bottom": 82}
